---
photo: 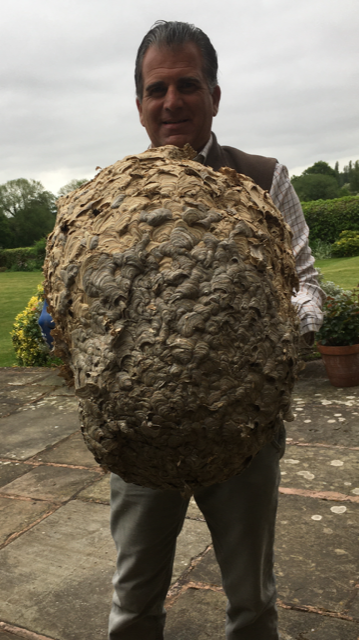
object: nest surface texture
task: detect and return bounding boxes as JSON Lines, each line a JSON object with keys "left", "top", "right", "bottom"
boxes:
{"left": 44, "top": 145, "right": 299, "bottom": 493}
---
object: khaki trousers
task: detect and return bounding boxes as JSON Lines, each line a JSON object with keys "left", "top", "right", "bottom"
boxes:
{"left": 108, "top": 429, "right": 285, "bottom": 640}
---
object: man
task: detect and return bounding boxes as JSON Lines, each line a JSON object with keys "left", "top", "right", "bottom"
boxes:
{"left": 108, "top": 20, "right": 324, "bottom": 640}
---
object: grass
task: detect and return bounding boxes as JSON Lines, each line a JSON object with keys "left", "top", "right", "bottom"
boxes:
{"left": 314, "top": 255, "right": 359, "bottom": 290}
{"left": 0, "top": 272, "right": 44, "bottom": 367}
{"left": 1, "top": 255, "right": 358, "bottom": 368}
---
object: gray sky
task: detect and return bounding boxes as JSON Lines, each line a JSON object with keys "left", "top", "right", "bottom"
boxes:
{"left": 1, "top": 0, "right": 358, "bottom": 194}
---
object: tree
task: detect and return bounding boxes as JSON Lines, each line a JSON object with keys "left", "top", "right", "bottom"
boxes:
{"left": 0, "top": 178, "right": 56, "bottom": 248}
{"left": 302, "top": 161, "right": 337, "bottom": 180}
{"left": 291, "top": 173, "right": 339, "bottom": 202}
{"left": 0, "top": 211, "right": 14, "bottom": 249}
{"left": 345, "top": 160, "right": 359, "bottom": 193}
{"left": 333, "top": 159, "right": 359, "bottom": 192}
{"left": 294, "top": 159, "right": 359, "bottom": 201}
{"left": 58, "top": 178, "right": 88, "bottom": 197}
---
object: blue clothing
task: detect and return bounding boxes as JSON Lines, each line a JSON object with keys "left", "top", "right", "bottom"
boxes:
{"left": 38, "top": 300, "right": 55, "bottom": 348}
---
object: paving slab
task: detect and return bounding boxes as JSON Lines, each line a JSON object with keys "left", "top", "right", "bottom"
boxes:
{"left": 0, "top": 501, "right": 114, "bottom": 640}
{"left": 0, "top": 461, "right": 34, "bottom": 489}
{"left": 292, "top": 391, "right": 359, "bottom": 411}
{"left": 275, "top": 494, "right": 359, "bottom": 612}
{"left": 0, "top": 498, "right": 211, "bottom": 640}
{"left": 165, "top": 588, "right": 227, "bottom": 639}
{"left": 29, "top": 372, "right": 66, "bottom": 387}
{"left": 186, "top": 546, "right": 221, "bottom": 586}
{"left": 0, "top": 466, "right": 100, "bottom": 502}
{"left": 277, "top": 607, "right": 359, "bottom": 640}
{"left": 0, "top": 368, "right": 56, "bottom": 386}
{"left": 346, "top": 587, "right": 359, "bottom": 618}
{"left": 0, "top": 365, "right": 357, "bottom": 639}
{"left": 0, "top": 403, "right": 79, "bottom": 460}
{"left": 0, "top": 497, "right": 56, "bottom": 546}
{"left": 294, "top": 378, "right": 359, "bottom": 404}
{"left": 0, "top": 386, "right": 49, "bottom": 418}
{"left": 23, "top": 395, "right": 78, "bottom": 412}
{"left": 48, "top": 386, "right": 76, "bottom": 397}
{"left": 299, "top": 360, "right": 327, "bottom": 380}
{"left": 186, "top": 496, "right": 205, "bottom": 521}
{"left": 166, "top": 587, "right": 359, "bottom": 640}
{"left": 31, "top": 431, "right": 97, "bottom": 468}
{"left": 165, "top": 580, "right": 359, "bottom": 640}
{"left": 171, "top": 519, "right": 212, "bottom": 584}
{"left": 77, "top": 474, "right": 111, "bottom": 503}
{"left": 4, "top": 385, "right": 49, "bottom": 400}
{"left": 281, "top": 445, "right": 359, "bottom": 495}
{"left": 0, "top": 631, "right": 25, "bottom": 640}
{"left": 287, "top": 404, "right": 359, "bottom": 447}
{"left": 183, "top": 491, "right": 359, "bottom": 629}
{"left": 0, "top": 401, "right": 18, "bottom": 419}
{"left": 285, "top": 378, "right": 359, "bottom": 447}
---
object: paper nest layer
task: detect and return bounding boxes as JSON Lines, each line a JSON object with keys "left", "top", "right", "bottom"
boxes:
{"left": 44, "top": 145, "right": 300, "bottom": 493}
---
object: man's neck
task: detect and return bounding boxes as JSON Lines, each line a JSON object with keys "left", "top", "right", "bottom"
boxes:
{"left": 193, "top": 134, "right": 213, "bottom": 163}
{"left": 148, "top": 133, "right": 213, "bottom": 162}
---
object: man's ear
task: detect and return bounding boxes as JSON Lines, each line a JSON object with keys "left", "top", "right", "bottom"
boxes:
{"left": 212, "top": 85, "right": 221, "bottom": 117}
{"left": 136, "top": 98, "right": 145, "bottom": 127}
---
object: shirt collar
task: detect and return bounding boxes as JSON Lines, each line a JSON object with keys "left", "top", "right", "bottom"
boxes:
{"left": 193, "top": 134, "right": 213, "bottom": 164}
{"left": 148, "top": 133, "right": 213, "bottom": 164}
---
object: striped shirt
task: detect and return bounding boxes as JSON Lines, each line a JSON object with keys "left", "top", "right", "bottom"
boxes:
{"left": 196, "top": 136, "right": 325, "bottom": 335}
{"left": 270, "top": 163, "right": 324, "bottom": 334}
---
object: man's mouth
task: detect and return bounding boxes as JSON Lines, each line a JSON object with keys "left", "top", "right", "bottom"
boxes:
{"left": 162, "top": 119, "right": 189, "bottom": 125}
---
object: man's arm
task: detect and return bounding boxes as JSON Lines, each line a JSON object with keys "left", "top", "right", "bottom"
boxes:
{"left": 270, "top": 163, "right": 325, "bottom": 339}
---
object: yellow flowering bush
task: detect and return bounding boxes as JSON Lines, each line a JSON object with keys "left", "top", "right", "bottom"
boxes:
{"left": 11, "top": 285, "right": 53, "bottom": 366}
{"left": 331, "top": 230, "right": 359, "bottom": 257}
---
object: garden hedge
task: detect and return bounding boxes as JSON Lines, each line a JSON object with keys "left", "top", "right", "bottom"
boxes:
{"left": 302, "top": 196, "right": 359, "bottom": 244}
{"left": 0, "top": 241, "right": 46, "bottom": 271}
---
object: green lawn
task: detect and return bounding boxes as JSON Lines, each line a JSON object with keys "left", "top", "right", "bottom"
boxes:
{"left": 0, "top": 272, "right": 44, "bottom": 367}
{"left": 1, "top": 256, "right": 358, "bottom": 367}
{"left": 315, "top": 255, "right": 359, "bottom": 290}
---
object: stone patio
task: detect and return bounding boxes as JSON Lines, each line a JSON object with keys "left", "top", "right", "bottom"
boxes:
{"left": 0, "top": 363, "right": 358, "bottom": 640}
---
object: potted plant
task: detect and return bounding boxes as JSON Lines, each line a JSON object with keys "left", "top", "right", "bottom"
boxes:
{"left": 316, "top": 287, "right": 359, "bottom": 387}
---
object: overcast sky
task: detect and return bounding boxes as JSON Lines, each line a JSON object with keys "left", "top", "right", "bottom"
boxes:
{"left": 1, "top": 0, "right": 358, "bottom": 194}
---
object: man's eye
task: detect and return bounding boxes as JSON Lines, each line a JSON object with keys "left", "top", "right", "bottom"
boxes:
{"left": 179, "top": 81, "right": 199, "bottom": 93}
{"left": 147, "top": 86, "right": 166, "bottom": 98}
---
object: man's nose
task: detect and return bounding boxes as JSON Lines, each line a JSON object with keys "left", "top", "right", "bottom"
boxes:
{"left": 163, "top": 86, "right": 183, "bottom": 110}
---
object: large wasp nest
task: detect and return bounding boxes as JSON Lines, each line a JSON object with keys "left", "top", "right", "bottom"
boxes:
{"left": 44, "top": 145, "right": 299, "bottom": 493}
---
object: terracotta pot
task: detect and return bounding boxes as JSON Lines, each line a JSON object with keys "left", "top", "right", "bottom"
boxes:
{"left": 317, "top": 342, "right": 359, "bottom": 387}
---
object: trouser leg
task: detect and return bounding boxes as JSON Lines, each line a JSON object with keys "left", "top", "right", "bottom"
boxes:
{"left": 194, "top": 433, "right": 284, "bottom": 640}
{"left": 108, "top": 474, "right": 189, "bottom": 640}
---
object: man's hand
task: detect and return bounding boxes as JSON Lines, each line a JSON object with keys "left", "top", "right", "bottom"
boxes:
{"left": 302, "top": 331, "right": 315, "bottom": 347}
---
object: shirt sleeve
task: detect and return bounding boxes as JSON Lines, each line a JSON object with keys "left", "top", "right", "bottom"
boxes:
{"left": 270, "top": 163, "right": 325, "bottom": 334}
{"left": 38, "top": 300, "right": 55, "bottom": 348}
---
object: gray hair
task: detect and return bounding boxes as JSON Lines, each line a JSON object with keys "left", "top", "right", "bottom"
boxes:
{"left": 135, "top": 21, "right": 218, "bottom": 101}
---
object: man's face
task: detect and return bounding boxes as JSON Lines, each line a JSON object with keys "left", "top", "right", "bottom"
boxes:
{"left": 136, "top": 42, "right": 221, "bottom": 152}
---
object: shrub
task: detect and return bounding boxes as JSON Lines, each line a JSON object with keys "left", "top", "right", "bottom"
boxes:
{"left": 291, "top": 173, "right": 339, "bottom": 202}
{"left": 331, "top": 230, "right": 359, "bottom": 258}
{"left": 309, "top": 238, "right": 332, "bottom": 260}
{"left": 11, "top": 285, "right": 59, "bottom": 366}
{"left": 319, "top": 278, "right": 351, "bottom": 299}
{"left": 32, "top": 237, "right": 47, "bottom": 256}
{"left": 302, "top": 196, "right": 359, "bottom": 244}
{"left": 0, "top": 241, "right": 46, "bottom": 271}
{"left": 316, "top": 288, "right": 359, "bottom": 346}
